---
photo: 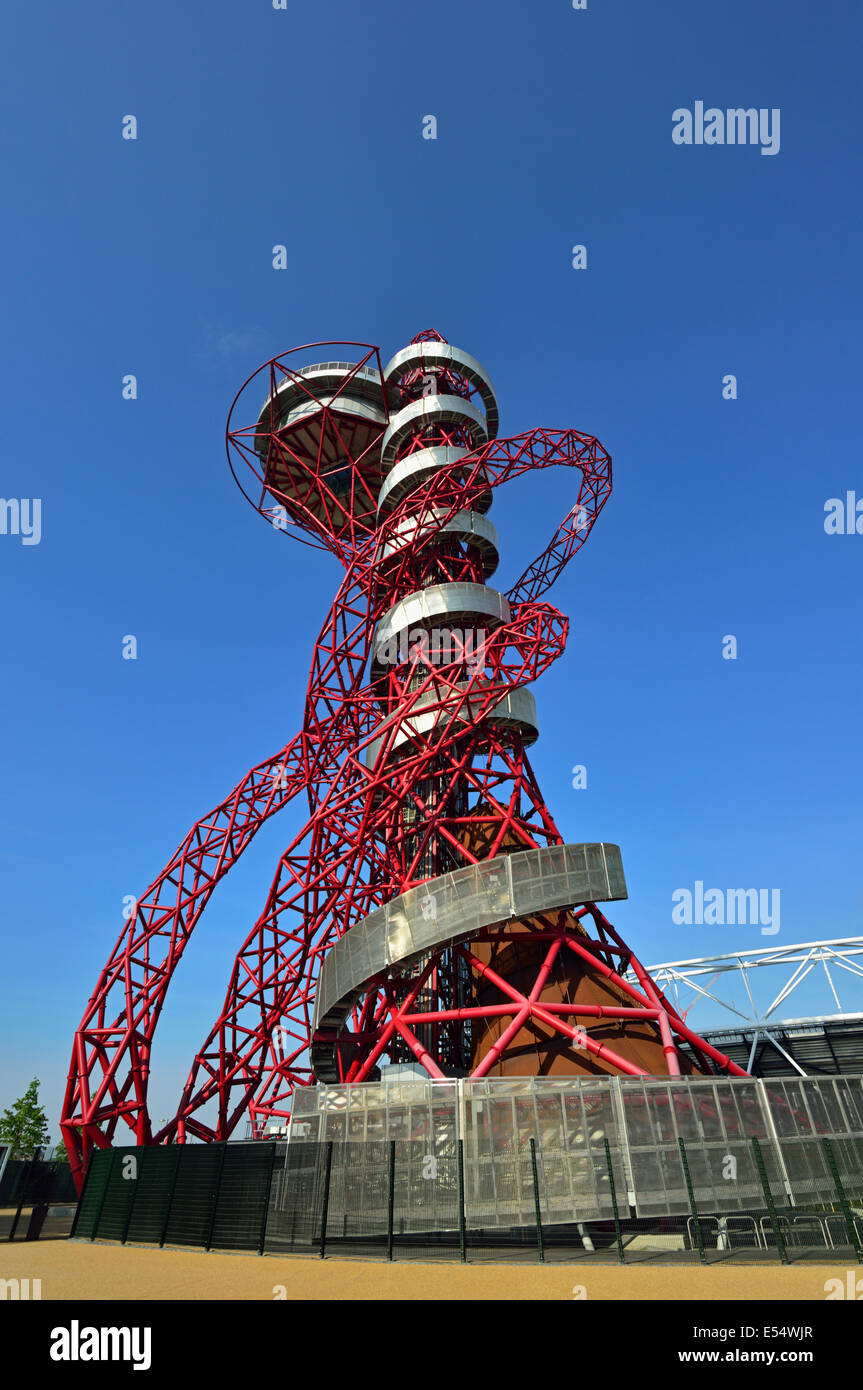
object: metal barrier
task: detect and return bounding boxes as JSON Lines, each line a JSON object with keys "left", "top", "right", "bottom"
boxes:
{"left": 2, "top": 1157, "right": 79, "bottom": 1243}
{"left": 64, "top": 1129, "right": 863, "bottom": 1264}
{"left": 62, "top": 1075, "right": 863, "bottom": 1263}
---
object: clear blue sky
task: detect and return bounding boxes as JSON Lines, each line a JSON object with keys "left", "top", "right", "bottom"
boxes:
{"left": 1, "top": 0, "right": 861, "bottom": 1143}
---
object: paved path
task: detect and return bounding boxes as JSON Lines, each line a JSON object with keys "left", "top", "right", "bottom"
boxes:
{"left": 0, "top": 1240, "right": 844, "bottom": 1301}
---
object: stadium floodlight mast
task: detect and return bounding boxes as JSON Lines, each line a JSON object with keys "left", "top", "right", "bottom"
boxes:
{"left": 61, "top": 330, "right": 745, "bottom": 1189}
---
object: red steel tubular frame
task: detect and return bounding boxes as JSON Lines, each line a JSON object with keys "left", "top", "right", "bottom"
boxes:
{"left": 62, "top": 334, "right": 744, "bottom": 1190}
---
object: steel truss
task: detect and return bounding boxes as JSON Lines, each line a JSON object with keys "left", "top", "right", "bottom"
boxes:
{"left": 62, "top": 332, "right": 744, "bottom": 1188}
{"left": 631, "top": 938, "right": 863, "bottom": 1075}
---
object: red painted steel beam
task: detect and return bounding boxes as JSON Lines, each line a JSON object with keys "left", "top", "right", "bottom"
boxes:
{"left": 62, "top": 337, "right": 745, "bottom": 1185}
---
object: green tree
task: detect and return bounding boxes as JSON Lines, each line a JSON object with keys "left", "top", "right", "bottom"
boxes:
{"left": 0, "top": 1078, "right": 51, "bottom": 1159}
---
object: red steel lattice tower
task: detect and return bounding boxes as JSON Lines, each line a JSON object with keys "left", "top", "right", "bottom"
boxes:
{"left": 62, "top": 331, "right": 746, "bottom": 1188}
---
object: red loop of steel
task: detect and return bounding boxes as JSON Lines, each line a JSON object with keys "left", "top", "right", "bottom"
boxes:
{"left": 62, "top": 347, "right": 743, "bottom": 1188}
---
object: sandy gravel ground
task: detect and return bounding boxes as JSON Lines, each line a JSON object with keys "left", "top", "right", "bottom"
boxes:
{"left": 0, "top": 1239, "right": 844, "bottom": 1301}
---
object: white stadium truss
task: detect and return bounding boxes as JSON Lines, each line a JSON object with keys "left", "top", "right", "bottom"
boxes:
{"left": 628, "top": 937, "right": 863, "bottom": 1077}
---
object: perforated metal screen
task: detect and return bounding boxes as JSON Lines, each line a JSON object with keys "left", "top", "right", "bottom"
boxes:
{"left": 69, "top": 1076, "right": 863, "bottom": 1260}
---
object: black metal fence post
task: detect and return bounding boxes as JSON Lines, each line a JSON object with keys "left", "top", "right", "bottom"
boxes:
{"left": 8, "top": 1160, "right": 33, "bottom": 1242}
{"left": 69, "top": 1148, "right": 93, "bottom": 1239}
{"left": 25, "top": 1204, "right": 48, "bottom": 1241}
{"left": 121, "top": 1146, "right": 146, "bottom": 1245}
{"left": 159, "top": 1144, "right": 183, "bottom": 1248}
{"left": 387, "top": 1140, "right": 396, "bottom": 1261}
{"left": 457, "top": 1138, "right": 466, "bottom": 1263}
{"left": 822, "top": 1138, "right": 863, "bottom": 1263}
{"left": 89, "top": 1149, "right": 118, "bottom": 1243}
{"left": 678, "top": 1138, "right": 706, "bottom": 1265}
{"left": 529, "top": 1138, "right": 544, "bottom": 1263}
{"left": 751, "top": 1137, "right": 788, "bottom": 1264}
{"left": 319, "top": 1141, "right": 333, "bottom": 1260}
{"left": 603, "top": 1138, "right": 626, "bottom": 1264}
{"left": 259, "top": 1142, "right": 278, "bottom": 1255}
{"left": 204, "top": 1142, "right": 228, "bottom": 1252}
{"left": 288, "top": 1156, "right": 298, "bottom": 1249}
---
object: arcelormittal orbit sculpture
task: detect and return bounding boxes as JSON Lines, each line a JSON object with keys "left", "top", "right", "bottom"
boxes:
{"left": 62, "top": 331, "right": 746, "bottom": 1188}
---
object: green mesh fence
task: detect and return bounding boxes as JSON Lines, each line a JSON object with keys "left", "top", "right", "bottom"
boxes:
{"left": 209, "top": 1142, "right": 275, "bottom": 1252}
{"left": 92, "top": 1147, "right": 139, "bottom": 1242}
{"left": 71, "top": 1148, "right": 114, "bottom": 1240}
{"left": 125, "top": 1146, "right": 181, "bottom": 1245}
{"left": 0, "top": 1158, "right": 78, "bottom": 1207}
{"left": 163, "top": 1145, "right": 225, "bottom": 1248}
{"left": 264, "top": 1142, "right": 328, "bottom": 1255}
